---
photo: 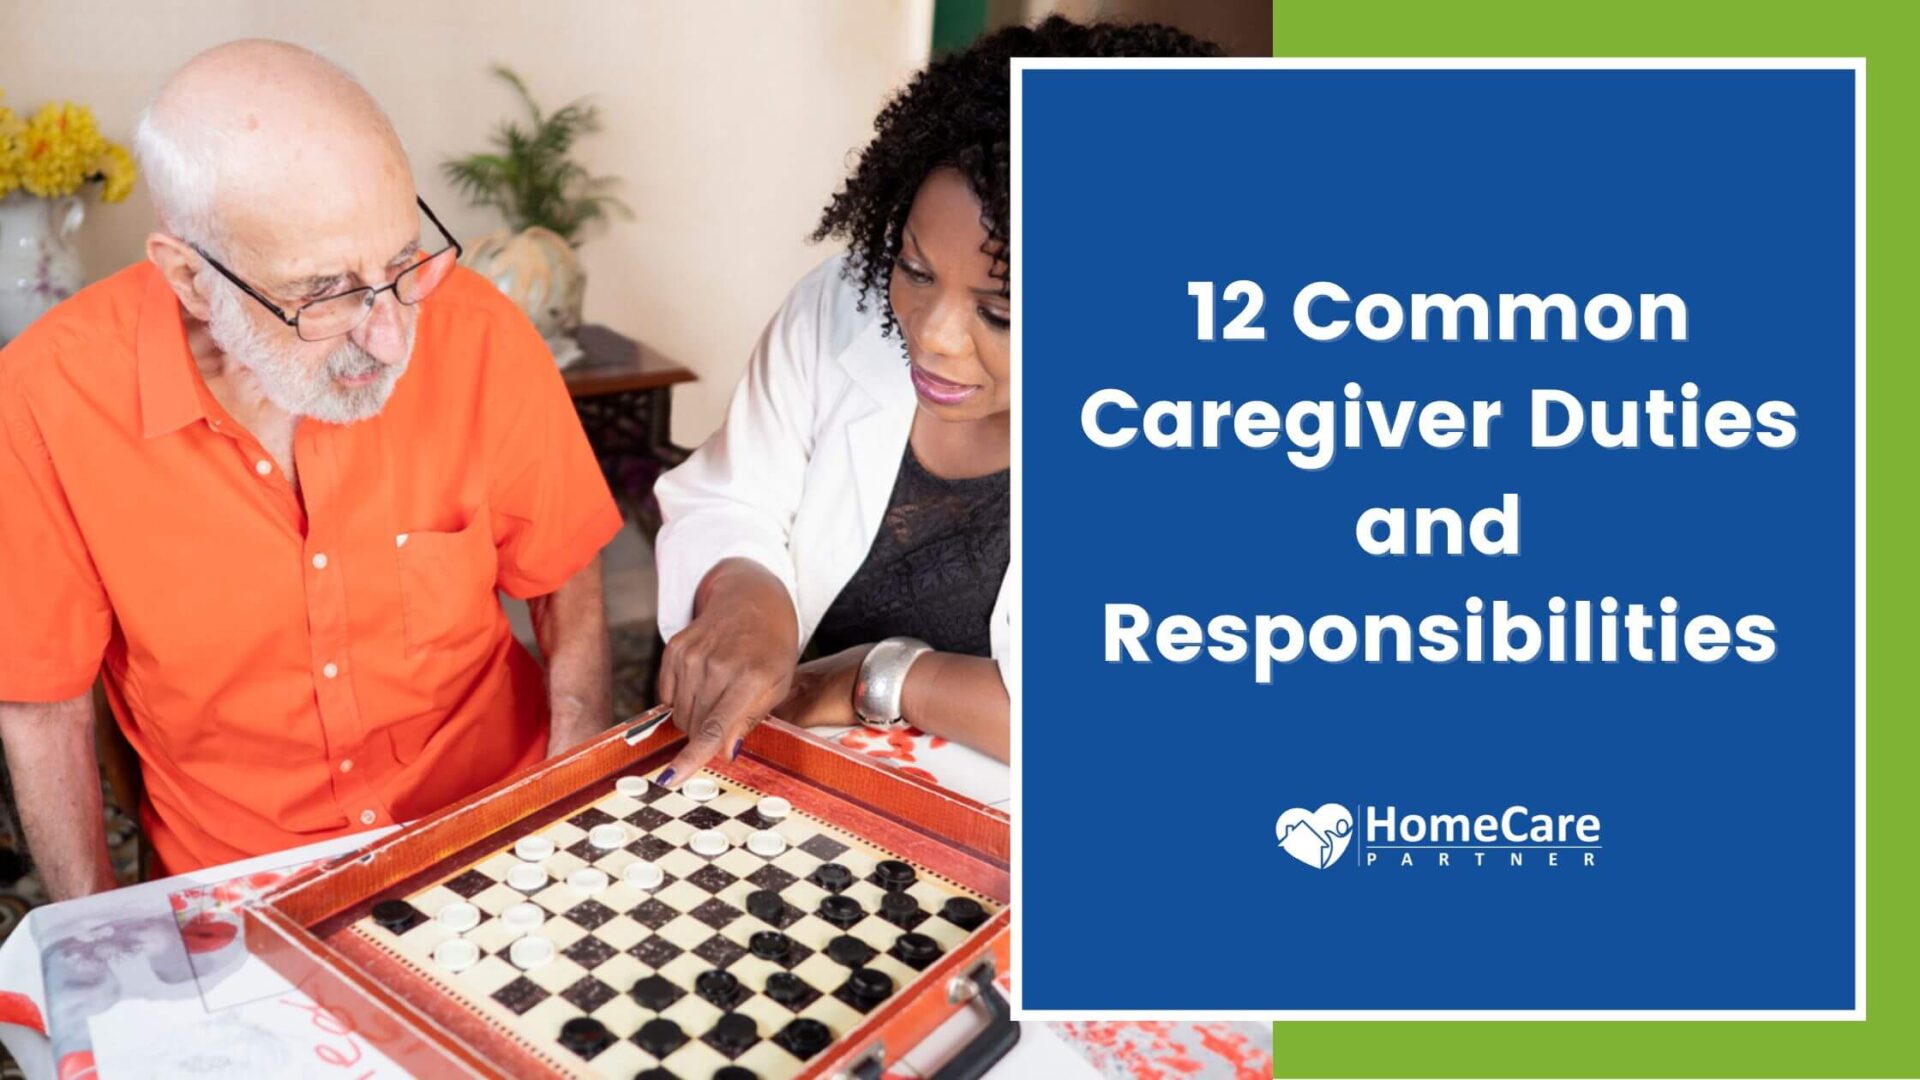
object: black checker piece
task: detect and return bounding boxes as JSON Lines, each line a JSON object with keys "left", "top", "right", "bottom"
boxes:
{"left": 631, "top": 973, "right": 684, "bottom": 1011}
{"left": 940, "top": 896, "right": 988, "bottom": 930}
{"left": 775, "top": 1017, "right": 833, "bottom": 1060}
{"left": 817, "top": 894, "right": 865, "bottom": 929}
{"left": 745, "top": 888, "right": 803, "bottom": 929}
{"left": 764, "top": 970, "right": 820, "bottom": 1011}
{"left": 870, "top": 859, "right": 917, "bottom": 891}
{"left": 809, "top": 863, "right": 855, "bottom": 893}
{"left": 634, "top": 1017, "right": 688, "bottom": 1057}
{"left": 878, "top": 890, "right": 928, "bottom": 930}
{"left": 370, "top": 899, "right": 423, "bottom": 934}
{"left": 889, "top": 931, "right": 944, "bottom": 971}
{"left": 833, "top": 967, "right": 895, "bottom": 1014}
{"left": 825, "top": 934, "right": 877, "bottom": 968}
{"left": 695, "top": 968, "right": 746, "bottom": 1010}
{"left": 703, "top": 1012, "right": 759, "bottom": 1059}
{"left": 558, "top": 1016, "right": 615, "bottom": 1059}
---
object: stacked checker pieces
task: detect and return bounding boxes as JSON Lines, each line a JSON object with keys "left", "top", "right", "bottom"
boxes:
{"left": 352, "top": 769, "right": 997, "bottom": 1079}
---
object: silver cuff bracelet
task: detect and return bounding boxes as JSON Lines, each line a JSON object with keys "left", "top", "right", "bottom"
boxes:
{"left": 854, "top": 636, "right": 932, "bottom": 730}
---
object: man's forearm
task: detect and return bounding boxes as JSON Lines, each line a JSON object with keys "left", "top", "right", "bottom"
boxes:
{"left": 529, "top": 556, "right": 612, "bottom": 754}
{"left": 0, "top": 695, "right": 119, "bottom": 899}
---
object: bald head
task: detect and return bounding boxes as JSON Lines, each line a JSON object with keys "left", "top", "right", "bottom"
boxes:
{"left": 136, "top": 40, "right": 412, "bottom": 253}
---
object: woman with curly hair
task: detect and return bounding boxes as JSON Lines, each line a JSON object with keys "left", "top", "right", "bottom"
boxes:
{"left": 649, "top": 17, "right": 1220, "bottom": 784}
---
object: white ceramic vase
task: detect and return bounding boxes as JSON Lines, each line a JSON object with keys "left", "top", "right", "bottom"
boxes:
{"left": 461, "top": 225, "right": 588, "bottom": 368}
{"left": 0, "top": 192, "right": 87, "bottom": 346}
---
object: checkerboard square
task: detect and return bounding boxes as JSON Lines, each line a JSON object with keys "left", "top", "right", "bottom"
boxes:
{"left": 629, "top": 934, "right": 683, "bottom": 968}
{"left": 689, "top": 897, "right": 744, "bottom": 930}
{"left": 444, "top": 869, "right": 493, "bottom": 898}
{"left": 629, "top": 898, "right": 678, "bottom": 930}
{"left": 797, "top": 834, "right": 850, "bottom": 861}
{"left": 565, "top": 899, "right": 619, "bottom": 931}
{"left": 744, "top": 864, "right": 798, "bottom": 892}
{"left": 562, "top": 935, "right": 618, "bottom": 970}
{"left": 680, "top": 805, "right": 728, "bottom": 831}
{"left": 626, "top": 806, "right": 673, "bottom": 831}
{"left": 685, "top": 864, "right": 739, "bottom": 894}
{"left": 628, "top": 835, "right": 675, "bottom": 861}
{"left": 490, "top": 975, "right": 550, "bottom": 1015}
{"left": 692, "top": 933, "right": 750, "bottom": 969}
{"left": 560, "top": 974, "right": 619, "bottom": 1014}
{"left": 568, "top": 807, "right": 617, "bottom": 831}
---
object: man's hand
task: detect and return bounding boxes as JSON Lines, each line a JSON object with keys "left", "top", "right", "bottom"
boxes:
{"left": 775, "top": 644, "right": 872, "bottom": 728}
{"left": 0, "top": 693, "right": 120, "bottom": 900}
{"left": 656, "top": 559, "right": 798, "bottom": 786}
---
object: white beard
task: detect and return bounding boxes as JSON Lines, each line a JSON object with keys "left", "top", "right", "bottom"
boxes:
{"left": 203, "top": 280, "right": 413, "bottom": 425}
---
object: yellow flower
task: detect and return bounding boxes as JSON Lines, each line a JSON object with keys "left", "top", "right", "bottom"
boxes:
{"left": 21, "top": 101, "right": 107, "bottom": 198}
{"left": 0, "top": 95, "right": 27, "bottom": 198}
{"left": 93, "top": 142, "right": 136, "bottom": 203}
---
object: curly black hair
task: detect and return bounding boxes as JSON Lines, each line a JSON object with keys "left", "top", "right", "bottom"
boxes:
{"left": 813, "top": 16, "right": 1221, "bottom": 334}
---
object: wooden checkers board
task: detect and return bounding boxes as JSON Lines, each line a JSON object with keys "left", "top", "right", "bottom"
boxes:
{"left": 245, "top": 712, "right": 1012, "bottom": 1080}
{"left": 350, "top": 770, "right": 997, "bottom": 1077}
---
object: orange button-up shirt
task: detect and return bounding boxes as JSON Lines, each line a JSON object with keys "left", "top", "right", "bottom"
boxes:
{"left": 0, "top": 262, "right": 622, "bottom": 873}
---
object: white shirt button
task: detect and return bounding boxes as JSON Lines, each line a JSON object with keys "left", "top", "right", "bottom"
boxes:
{"left": 395, "top": 533, "right": 409, "bottom": 548}
{"left": 360, "top": 810, "right": 376, "bottom": 826}
{"left": 312, "top": 553, "right": 328, "bottom": 570}
{"left": 255, "top": 459, "right": 272, "bottom": 476}
{"left": 322, "top": 662, "right": 339, "bottom": 679}
{"left": 340, "top": 759, "right": 354, "bottom": 773}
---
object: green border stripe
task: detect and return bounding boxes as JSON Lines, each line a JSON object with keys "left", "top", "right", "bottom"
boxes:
{"left": 1266, "top": 2, "right": 1912, "bottom": 1076}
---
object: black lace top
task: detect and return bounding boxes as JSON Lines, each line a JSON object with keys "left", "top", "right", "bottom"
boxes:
{"left": 808, "top": 442, "right": 1010, "bottom": 659}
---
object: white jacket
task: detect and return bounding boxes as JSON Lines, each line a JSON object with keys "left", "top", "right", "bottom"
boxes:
{"left": 654, "top": 255, "right": 1018, "bottom": 700}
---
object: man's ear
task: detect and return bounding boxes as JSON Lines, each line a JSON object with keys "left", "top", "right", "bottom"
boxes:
{"left": 145, "top": 232, "right": 213, "bottom": 322}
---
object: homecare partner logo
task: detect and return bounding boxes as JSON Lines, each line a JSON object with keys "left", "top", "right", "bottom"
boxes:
{"left": 1276, "top": 802, "right": 1602, "bottom": 869}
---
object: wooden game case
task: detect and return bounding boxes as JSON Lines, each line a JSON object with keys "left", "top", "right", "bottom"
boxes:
{"left": 242, "top": 709, "right": 1011, "bottom": 1079}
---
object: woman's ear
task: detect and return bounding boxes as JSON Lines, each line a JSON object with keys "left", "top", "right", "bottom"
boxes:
{"left": 145, "top": 232, "right": 214, "bottom": 322}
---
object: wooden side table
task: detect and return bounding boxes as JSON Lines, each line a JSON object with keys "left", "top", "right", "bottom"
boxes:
{"left": 562, "top": 325, "right": 698, "bottom": 540}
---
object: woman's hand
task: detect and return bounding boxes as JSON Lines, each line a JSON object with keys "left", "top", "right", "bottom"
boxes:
{"left": 656, "top": 559, "right": 799, "bottom": 786}
{"left": 775, "top": 644, "right": 874, "bottom": 728}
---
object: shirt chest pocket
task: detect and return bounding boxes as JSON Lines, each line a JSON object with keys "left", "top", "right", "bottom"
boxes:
{"left": 396, "top": 508, "right": 501, "bottom": 657}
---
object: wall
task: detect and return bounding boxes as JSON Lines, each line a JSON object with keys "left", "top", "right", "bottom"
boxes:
{"left": 0, "top": 0, "right": 934, "bottom": 444}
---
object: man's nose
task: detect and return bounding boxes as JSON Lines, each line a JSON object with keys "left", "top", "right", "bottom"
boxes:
{"left": 350, "top": 289, "right": 411, "bottom": 363}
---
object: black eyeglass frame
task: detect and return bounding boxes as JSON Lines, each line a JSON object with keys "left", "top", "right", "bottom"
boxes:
{"left": 190, "top": 196, "right": 463, "bottom": 341}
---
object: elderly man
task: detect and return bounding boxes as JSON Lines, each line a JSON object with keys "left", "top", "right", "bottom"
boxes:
{"left": 0, "top": 41, "right": 622, "bottom": 896}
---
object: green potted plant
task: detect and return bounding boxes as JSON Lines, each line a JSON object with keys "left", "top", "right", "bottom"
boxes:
{"left": 444, "top": 67, "right": 627, "bottom": 367}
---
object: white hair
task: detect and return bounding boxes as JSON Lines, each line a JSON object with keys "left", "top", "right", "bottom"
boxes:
{"left": 132, "top": 99, "right": 223, "bottom": 248}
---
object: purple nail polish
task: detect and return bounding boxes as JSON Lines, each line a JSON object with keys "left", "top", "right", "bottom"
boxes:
{"left": 730, "top": 738, "right": 744, "bottom": 761}
{"left": 655, "top": 767, "right": 676, "bottom": 787}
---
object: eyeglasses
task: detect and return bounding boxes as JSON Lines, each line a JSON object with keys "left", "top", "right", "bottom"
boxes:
{"left": 191, "top": 197, "right": 463, "bottom": 342}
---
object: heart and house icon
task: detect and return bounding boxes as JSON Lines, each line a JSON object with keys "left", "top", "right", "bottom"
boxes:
{"left": 1276, "top": 803, "right": 1355, "bottom": 869}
